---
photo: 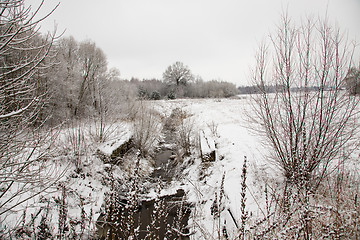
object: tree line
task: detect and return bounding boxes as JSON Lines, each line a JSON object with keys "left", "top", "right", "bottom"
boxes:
{"left": 238, "top": 66, "right": 360, "bottom": 95}
{"left": 29, "top": 37, "right": 240, "bottom": 124}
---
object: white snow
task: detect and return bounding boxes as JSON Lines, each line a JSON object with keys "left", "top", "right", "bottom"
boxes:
{"left": 97, "top": 122, "right": 132, "bottom": 156}
{"left": 2, "top": 97, "right": 280, "bottom": 239}
{"left": 152, "top": 97, "right": 278, "bottom": 239}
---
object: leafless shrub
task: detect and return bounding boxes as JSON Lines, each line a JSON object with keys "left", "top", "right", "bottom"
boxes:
{"left": 164, "top": 107, "right": 190, "bottom": 131}
{"left": 0, "top": 1, "right": 66, "bottom": 230}
{"left": 177, "top": 117, "right": 195, "bottom": 157}
{"left": 250, "top": 12, "right": 359, "bottom": 207}
{"left": 248, "top": 13, "right": 360, "bottom": 238}
{"left": 165, "top": 108, "right": 195, "bottom": 157}
{"left": 0, "top": 129, "right": 66, "bottom": 235}
{"left": 244, "top": 159, "right": 360, "bottom": 239}
{"left": 207, "top": 121, "right": 219, "bottom": 138}
{"left": 87, "top": 117, "right": 120, "bottom": 143}
{"left": 132, "top": 101, "right": 162, "bottom": 156}
{"left": 62, "top": 121, "right": 88, "bottom": 172}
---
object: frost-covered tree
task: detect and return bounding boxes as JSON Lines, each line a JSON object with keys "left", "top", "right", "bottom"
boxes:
{"left": 49, "top": 37, "right": 111, "bottom": 120}
{"left": 43, "top": 36, "right": 80, "bottom": 123}
{"left": 163, "top": 61, "right": 193, "bottom": 87}
{"left": 0, "top": 0, "right": 61, "bottom": 219}
{"left": 74, "top": 40, "right": 108, "bottom": 116}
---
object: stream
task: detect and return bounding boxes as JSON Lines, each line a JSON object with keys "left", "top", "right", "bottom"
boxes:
{"left": 97, "top": 112, "right": 191, "bottom": 239}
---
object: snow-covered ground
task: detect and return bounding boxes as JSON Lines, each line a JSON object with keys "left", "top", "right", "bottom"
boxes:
{"left": 152, "top": 97, "right": 281, "bottom": 239}
{"left": 2, "top": 97, "right": 281, "bottom": 239}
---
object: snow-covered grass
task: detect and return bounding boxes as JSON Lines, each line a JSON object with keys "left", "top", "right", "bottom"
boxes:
{"left": 3, "top": 97, "right": 267, "bottom": 239}
{"left": 0, "top": 119, "right": 135, "bottom": 238}
{"left": 151, "top": 97, "right": 280, "bottom": 239}
{"left": 3, "top": 97, "right": 359, "bottom": 239}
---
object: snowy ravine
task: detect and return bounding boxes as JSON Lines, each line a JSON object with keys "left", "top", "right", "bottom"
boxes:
{"left": 1, "top": 97, "right": 281, "bottom": 239}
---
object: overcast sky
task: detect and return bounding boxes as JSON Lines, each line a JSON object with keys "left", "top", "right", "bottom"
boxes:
{"left": 26, "top": 0, "right": 360, "bottom": 86}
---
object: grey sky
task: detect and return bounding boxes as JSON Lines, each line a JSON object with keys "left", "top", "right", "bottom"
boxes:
{"left": 26, "top": 0, "right": 360, "bottom": 86}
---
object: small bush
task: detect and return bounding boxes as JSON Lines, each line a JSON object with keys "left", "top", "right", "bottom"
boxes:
{"left": 163, "top": 108, "right": 195, "bottom": 157}
{"left": 88, "top": 117, "right": 119, "bottom": 143}
{"left": 63, "top": 121, "right": 88, "bottom": 172}
{"left": 132, "top": 103, "right": 161, "bottom": 156}
{"left": 150, "top": 91, "right": 161, "bottom": 100}
{"left": 167, "top": 91, "right": 176, "bottom": 99}
{"left": 177, "top": 118, "right": 195, "bottom": 156}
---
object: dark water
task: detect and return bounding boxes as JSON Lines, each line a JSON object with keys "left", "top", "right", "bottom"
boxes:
{"left": 97, "top": 111, "right": 191, "bottom": 239}
{"left": 97, "top": 147, "right": 191, "bottom": 239}
{"left": 151, "top": 148, "right": 178, "bottom": 182}
{"left": 97, "top": 189, "right": 191, "bottom": 239}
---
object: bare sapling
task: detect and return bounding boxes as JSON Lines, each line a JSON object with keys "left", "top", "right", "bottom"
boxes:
{"left": 250, "top": 13, "right": 359, "bottom": 198}
{"left": 63, "top": 120, "right": 87, "bottom": 172}
{"left": 249, "top": 13, "right": 359, "bottom": 238}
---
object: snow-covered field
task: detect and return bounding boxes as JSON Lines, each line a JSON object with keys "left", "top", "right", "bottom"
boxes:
{"left": 152, "top": 97, "right": 281, "bottom": 239}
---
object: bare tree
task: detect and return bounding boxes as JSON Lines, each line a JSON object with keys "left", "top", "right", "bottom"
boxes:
{"left": 0, "top": 0, "right": 63, "bottom": 222}
{"left": 250, "top": 14, "right": 359, "bottom": 195}
{"left": 163, "top": 61, "right": 193, "bottom": 87}
{"left": 49, "top": 37, "right": 109, "bottom": 120}
{"left": 73, "top": 40, "right": 107, "bottom": 116}
{"left": 51, "top": 36, "right": 81, "bottom": 118}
